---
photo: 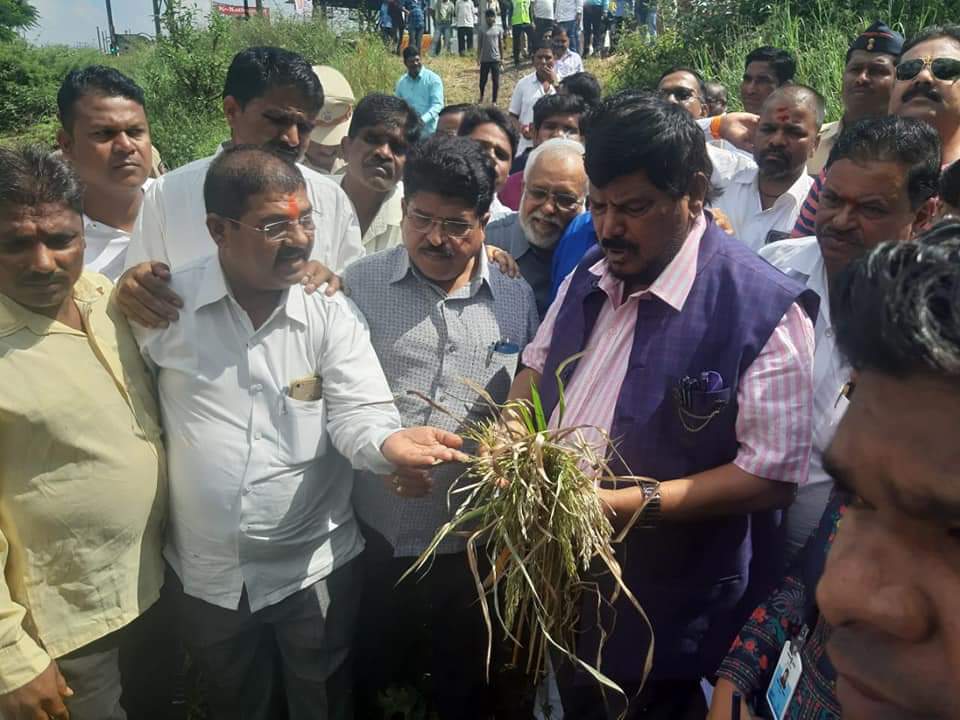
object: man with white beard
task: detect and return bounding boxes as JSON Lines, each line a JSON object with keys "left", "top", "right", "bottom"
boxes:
{"left": 485, "top": 138, "right": 587, "bottom": 317}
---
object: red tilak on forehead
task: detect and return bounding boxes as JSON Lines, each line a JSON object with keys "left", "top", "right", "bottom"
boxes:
{"left": 286, "top": 195, "right": 299, "bottom": 220}
{"left": 774, "top": 106, "right": 791, "bottom": 123}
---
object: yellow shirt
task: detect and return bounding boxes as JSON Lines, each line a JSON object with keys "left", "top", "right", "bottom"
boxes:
{"left": 0, "top": 272, "right": 166, "bottom": 693}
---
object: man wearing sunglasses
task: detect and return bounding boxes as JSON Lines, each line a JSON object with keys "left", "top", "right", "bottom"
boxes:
{"left": 132, "top": 146, "right": 465, "bottom": 720}
{"left": 117, "top": 47, "right": 363, "bottom": 330}
{"left": 795, "top": 24, "right": 960, "bottom": 237}
{"left": 344, "top": 135, "right": 538, "bottom": 719}
{"left": 486, "top": 137, "right": 587, "bottom": 317}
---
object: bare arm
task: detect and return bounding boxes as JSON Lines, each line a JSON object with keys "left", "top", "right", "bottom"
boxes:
{"left": 599, "top": 463, "right": 796, "bottom": 530}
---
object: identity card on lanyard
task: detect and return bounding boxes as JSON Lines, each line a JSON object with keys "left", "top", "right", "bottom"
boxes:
{"left": 765, "top": 625, "right": 809, "bottom": 720}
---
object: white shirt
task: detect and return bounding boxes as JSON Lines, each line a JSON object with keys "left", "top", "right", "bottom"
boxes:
{"left": 126, "top": 149, "right": 364, "bottom": 275}
{"left": 533, "top": 0, "right": 554, "bottom": 19}
{"left": 509, "top": 73, "right": 556, "bottom": 154}
{"left": 556, "top": 0, "right": 583, "bottom": 22}
{"left": 82, "top": 178, "right": 154, "bottom": 281}
{"left": 455, "top": 0, "right": 475, "bottom": 26}
{"left": 707, "top": 143, "right": 757, "bottom": 188}
{"left": 331, "top": 175, "right": 404, "bottom": 254}
{"left": 760, "top": 236, "right": 849, "bottom": 487}
{"left": 133, "top": 255, "right": 401, "bottom": 611}
{"left": 713, "top": 165, "right": 813, "bottom": 251}
{"left": 488, "top": 194, "right": 514, "bottom": 222}
{"left": 554, "top": 50, "right": 584, "bottom": 80}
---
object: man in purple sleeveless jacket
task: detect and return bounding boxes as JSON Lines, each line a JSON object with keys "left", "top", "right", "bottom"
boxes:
{"left": 508, "top": 91, "right": 818, "bottom": 718}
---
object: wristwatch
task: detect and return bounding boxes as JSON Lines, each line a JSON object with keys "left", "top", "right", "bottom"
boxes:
{"left": 637, "top": 481, "right": 662, "bottom": 529}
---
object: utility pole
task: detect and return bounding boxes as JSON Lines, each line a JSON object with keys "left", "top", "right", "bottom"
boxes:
{"left": 243, "top": 0, "right": 250, "bottom": 18}
{"left": 152, "top": 0, "right": 162, "bottom": 38}
{"left": 255, "top": 0, "right": 264, "bottom": 14}
{"left": 104, "top": 0, "right": 117, "bottom": 52}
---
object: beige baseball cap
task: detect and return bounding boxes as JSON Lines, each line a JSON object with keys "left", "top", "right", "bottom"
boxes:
{"left": 310, "top": 65, "right": 356, "bottom": 146}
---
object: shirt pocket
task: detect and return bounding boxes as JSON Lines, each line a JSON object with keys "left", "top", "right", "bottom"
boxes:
{"left": 278, "top": 396, "right": 328, "bottom": 464}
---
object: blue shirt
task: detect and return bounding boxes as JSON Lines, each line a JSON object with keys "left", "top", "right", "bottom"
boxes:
{"left": 549, "top": 211, "right": 596, "bottom": 302}
{"left": 404, "top": 0, "right": 426, "bottom": 27}
{"left": 395, "top": 67, "right": 445, "bottom": 134}
{"left": 380, "top": 2, "right": 394, "bottom": 27}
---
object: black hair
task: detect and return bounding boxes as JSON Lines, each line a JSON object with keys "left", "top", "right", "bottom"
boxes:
{"left": 439, "top": 103, "right": 474, "bottom": 119}
{"left": 826, "top": 115, "right": 941, "bottom": 210}
{"left": 761, "top": 83, "right": 827, "bottom": 129}
{"left": 403, "top": 135, "right": 495, "bottom": 215}
{"left": 550, "top": 23, "right": 567, "bottom": 37}
{"left": 744, "top": 46, "right": 796, "bottom": 84}
{"left": 485, "top": 8, "right": 497, "bottom": 16}
{"left": 832, "top": 220, "right": 960, "bottom": 377}
{"left": 203, "top": 145, "right": 305, "bottom": 220}
{"left": 559, "top": 72, "right": 602, "bottom": 108}
{"left": 57, "top": 65, "right": 146, "bottom": 133}
{"left": 402, "top": 45, "right": 421, "bottom": 61}
{"left": 704, "top": 81, "right": 727, "bottom": 99}
{"left": 901, "top": 25, "right": 960, "bottom": 58}
{"left": 940, "top": 160, "right": 960, "bottom": 208}
{"left": 657, "top": 66, "right": 707, "bottom": 100}
{"left": 222, "top": 47, "right": 323, "bottom": 114}
{"left": 0, "top": 145, "right": 83, "bottom": 216}
{"left": 532, "top": 93, "right": 586, "bottom": 131}
{"left": 582, "top": 90, "right": 713, "bottom": 197}
{"left": 348, "top": 93, "right": 422, "bottom": 145}
{"left": 458, "top": 104, "right": 519, "bottom": 159}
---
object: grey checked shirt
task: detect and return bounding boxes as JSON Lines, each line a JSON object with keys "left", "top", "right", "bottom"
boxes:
{"left": 345, "top": 246, "right": 539, "bottom": 556}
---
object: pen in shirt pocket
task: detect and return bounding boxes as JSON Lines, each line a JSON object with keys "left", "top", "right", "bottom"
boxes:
{"left": 487, "top": 338, "right": 520, "bottom": 364}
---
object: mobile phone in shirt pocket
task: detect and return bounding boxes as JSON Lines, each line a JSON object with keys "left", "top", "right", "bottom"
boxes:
{"left": 279, "top": 377, "right": 327, "bottom": 463}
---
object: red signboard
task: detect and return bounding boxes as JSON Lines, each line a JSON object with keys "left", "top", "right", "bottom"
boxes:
{"left": 213, "top": 2, "right": 270, "bottom": 17}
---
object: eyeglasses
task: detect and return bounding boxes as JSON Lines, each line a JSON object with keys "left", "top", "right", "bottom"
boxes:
{"left": 658, "top": 87, "right": 699, "bottom": 103}
{"left": 228, "top": 211, "right": 318, "bottom": 243}
{"left": 525, "top": 186, "right": 582, "bottom": 212}
{"left": 405, "top": 209, "right": 477, "bottom": 239}
{"left": 896, "top": 56, "right": 960, "bottom": 82}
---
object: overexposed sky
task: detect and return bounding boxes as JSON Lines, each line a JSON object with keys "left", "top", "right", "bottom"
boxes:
{"left": 28, "top": 0, "right": 298, "bottom": 47}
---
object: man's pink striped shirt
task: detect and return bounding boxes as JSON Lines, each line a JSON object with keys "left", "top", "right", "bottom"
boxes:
{"left": 522, "top": 215, "right": 816, "bottom": 484}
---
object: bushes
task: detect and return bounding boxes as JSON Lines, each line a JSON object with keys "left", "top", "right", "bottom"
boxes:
{"left": 605, "top": 0, "right": 959, "bottom": 123}
{"left": 0, "top": 9, "right": 402, "bottom": 168}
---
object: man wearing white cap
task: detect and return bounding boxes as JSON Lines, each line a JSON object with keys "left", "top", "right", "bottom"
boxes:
{"left": 304, "top": 65, "right": 356, "bottom": 175}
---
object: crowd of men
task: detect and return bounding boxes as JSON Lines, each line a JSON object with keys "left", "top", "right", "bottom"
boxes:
{"left": 2, "top": 17, "right": 960, "bottom": 720}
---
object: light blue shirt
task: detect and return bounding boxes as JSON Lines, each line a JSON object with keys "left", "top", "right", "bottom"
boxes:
{"left": 395, "top": 67, "right": 445, "bottom": 134}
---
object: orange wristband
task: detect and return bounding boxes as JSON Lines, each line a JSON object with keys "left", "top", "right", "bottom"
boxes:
{"left": 710, "top": 114, "right": 724, "bottom": 140}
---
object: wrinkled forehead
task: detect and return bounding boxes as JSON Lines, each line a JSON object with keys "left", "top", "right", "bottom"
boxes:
{"left": 901, "top": 36, "right": 960, "bottom": 63}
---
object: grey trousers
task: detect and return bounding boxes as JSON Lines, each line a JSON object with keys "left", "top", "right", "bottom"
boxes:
{"left": 58, "top": 630, "right": 126, "bottom": 720}
{"left": 173, "top": 559, "right": 362, "bottom": 720}
{"left": 784, "top": 480, "right": 834, "bottom": 566}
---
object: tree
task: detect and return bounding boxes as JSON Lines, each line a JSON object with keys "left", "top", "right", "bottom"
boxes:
{"left": 0, "top": 0, "right": 38, "bottom": 42}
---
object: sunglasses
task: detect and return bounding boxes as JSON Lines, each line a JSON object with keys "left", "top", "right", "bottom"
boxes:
{"left": 895, "top": 56, "right": 960, "bottom": 82}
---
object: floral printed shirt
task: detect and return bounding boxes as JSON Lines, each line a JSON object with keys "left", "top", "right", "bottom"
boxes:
{"left": 716, "top": 492, "right": 847, "bottom": 719}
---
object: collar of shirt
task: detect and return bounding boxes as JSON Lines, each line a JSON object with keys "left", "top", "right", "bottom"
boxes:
{"left": 0, "top": 273, "right": 108, "bottom": 338}
{"left": 589, "top": 212, "right": 706, "bottom": 312}
{"left": 737, "top": 165, "right": 811, "bottom": 211}
{"left": 193, "top": 255, "right": 308, "bottom": 328}
{"left": 763, "top": 234, "right": 829, "bottom": 326}
{"left": 331, "top": 174, "right": 403, "bottom": 247}
{"left": 389, "top": 244, "right": 496, "bottom": 298}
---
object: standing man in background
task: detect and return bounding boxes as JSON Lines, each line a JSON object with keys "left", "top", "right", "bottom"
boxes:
{"left": 511, "top": 0, "right": 535, "bottom": 66}
{"left": 303, "top": 66, "right": 355, "bottom": 176}
{"left": 509, "top": 43, "right": 557, "bottom": 154}
{"left": 634, "top": 0, "right": 656, "bottom": 39}
{"left": 740, "top": 46, "right": 796, "bottom": 114}
{"left": 455, "top": 0, "right": 476, "bottom": 55}
{"left": 396, "top": 46, "right": 445, "bottom": 134}
{"left": 582, "top": 0, "right": 606, "bottom": 57}
{"left": 532, "top": 0, "right": 555, "bottom": 44}
{"left": 478, "top": 9, "right": 504, "bottom": 103}
{"left": 556, "top": 0, "right": 583, "bottom": 54}
{"left": 405, "top": 0, "right": 427, "bottom": 53}
{"left": 432, "top": 0, "right": 456, "bottom": 55}
{"left": 57, "top": 66, "right": 153, "bottom": 281}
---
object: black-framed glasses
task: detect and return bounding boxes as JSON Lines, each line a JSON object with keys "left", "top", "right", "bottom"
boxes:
{"left": 525, "top": 186, "right": 583, "bottom": 212}
{"left": 227, "top": 211, "right": 318, "bottom": 244}
{"left": 896, "top": 56, "right": 960, "bottom": 82}
{"left": 405, "top": 209, "right": 477, "bottom": 239}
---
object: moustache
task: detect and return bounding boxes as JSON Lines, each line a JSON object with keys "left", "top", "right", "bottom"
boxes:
{"left": 21, "top": 272, "right": 67, "bottom": 285}
{"left": 268, "top": 142, "right": 300, "bottom": 159}
{"left": 275, "top": 246, "right": 308, "bottom": 262}
{"left": 529, "top": 211, "right": 561, "bottom": 228}
{"left": 759, "top": 149, "right": 789, "bottom": 164}
{"left": 600, "top": 237, "right": 631, "bottom": 252}
{"left": 420, "top": 245, "right": 454, "bottom": 258}
{"left": 365, "top": 161, "right": 394, "bottom": 175}
{"left": 903, "top": 85, "right": 942, "bottom": 104}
